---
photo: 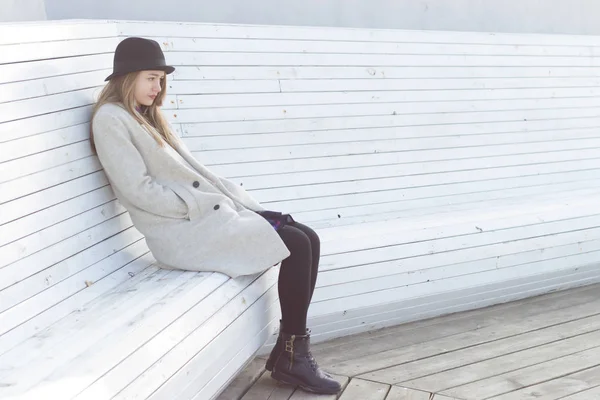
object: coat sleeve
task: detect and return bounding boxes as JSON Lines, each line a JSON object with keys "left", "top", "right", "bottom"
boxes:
{"left": 93, "top": 112, "right": 190, "bottom": 219}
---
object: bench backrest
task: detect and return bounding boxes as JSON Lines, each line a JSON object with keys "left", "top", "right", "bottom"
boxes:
{"left": 3, "top": 20, "right": 600, "bottom": 351}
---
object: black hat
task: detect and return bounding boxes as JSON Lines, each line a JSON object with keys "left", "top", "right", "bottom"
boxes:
{"left": 105, "top": 37, "right": 175, "bottom": 81}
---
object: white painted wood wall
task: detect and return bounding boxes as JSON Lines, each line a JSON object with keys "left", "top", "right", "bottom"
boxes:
{"left": 3, "top": 19, "right": 600, "bottom": 399}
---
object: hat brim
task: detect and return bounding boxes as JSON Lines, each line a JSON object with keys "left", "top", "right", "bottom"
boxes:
{"left": 104, "top": 65, "right": 175, "bottom": 82}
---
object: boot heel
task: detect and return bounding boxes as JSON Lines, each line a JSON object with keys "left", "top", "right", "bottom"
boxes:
{"left": 265, "top": 320, "right": 283, "bottom": 371}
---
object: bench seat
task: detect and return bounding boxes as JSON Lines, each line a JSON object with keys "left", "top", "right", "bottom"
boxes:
{"left": 3, "top": 19, "right": 600, "bottom": 400}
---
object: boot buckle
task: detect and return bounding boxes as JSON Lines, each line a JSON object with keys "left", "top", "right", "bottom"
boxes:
{"left": 285, "top": 335, "right": 295, "bottom": 353}
{"left": 285, "top": 335, "right": 296, "bottom": 370}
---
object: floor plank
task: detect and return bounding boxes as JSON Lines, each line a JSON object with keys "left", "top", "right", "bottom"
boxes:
{"left": 385, "top": 386, "right": 463, "bottom": 399}
{"left": 224, "top": 284, "right": 600, "bottom": 400}
{"left": 288, "top": 375, "right": 350, "bottom": 400}
{"left": 399, "top": 326, "right": 600, "bottom": 392}
{"left": 560, "top": 384, "right": 600, "bottom": 399}
{"left": 314, "top": 284, "right": 600, "bottom": 369}
{"left": 487, "top": 365, "right": 600, "bottom": 400}
{"left": 217, "top": 358, "right": 266, "bottom": 400}
{"left": 385, "top": 386, "right": 431, "bottom": 399}
{"left": 338, "top": 378, "right": 390, "bottom": 400}
{"left": 355, "top": 299, "right": 600, "bottom": 382}
{"left": 441, "top": 347, "right": 600, "bottom": 399}
{"left": 241, "top": 372, "right": 295, "bottom": 400}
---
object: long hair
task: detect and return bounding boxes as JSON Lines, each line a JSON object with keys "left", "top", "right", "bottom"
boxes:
{"left": 90, "top": 71, "right": 179, "bottom": 152}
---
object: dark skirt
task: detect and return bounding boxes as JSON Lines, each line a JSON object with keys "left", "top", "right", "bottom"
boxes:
{"left": 256, "top": 210, "right": 295, "bottom": 231}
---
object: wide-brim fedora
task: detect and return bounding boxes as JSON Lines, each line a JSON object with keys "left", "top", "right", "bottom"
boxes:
{"left": 105, "top": 37, "right": 175, "bottom": 81}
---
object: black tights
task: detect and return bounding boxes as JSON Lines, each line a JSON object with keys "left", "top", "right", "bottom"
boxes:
{"left": 277, "top": 221, "right": 320, "bottom": 335}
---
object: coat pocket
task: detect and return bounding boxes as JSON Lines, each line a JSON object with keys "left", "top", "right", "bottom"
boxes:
{"left": 169, "top": 182, "right": 201, "bottom": 221}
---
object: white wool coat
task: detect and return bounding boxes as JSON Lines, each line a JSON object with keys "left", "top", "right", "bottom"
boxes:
{"left": 92, "top": 103, "right": 291, "bottom": 278}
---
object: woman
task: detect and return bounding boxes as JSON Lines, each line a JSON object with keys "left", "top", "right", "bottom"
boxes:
{"left": 91, "top": 37, "right": 341, "bottom": 395}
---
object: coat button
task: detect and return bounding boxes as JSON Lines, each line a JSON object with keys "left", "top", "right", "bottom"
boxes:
{"left": 213, "top": 204, "right": 220, "bottom": 210}
{"left": 193, "top": 181, "right": 200, "bottom": 188}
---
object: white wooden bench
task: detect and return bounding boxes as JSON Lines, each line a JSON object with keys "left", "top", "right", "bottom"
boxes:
{"left": 3, "top": 19, "right": 600, "bottom": 400}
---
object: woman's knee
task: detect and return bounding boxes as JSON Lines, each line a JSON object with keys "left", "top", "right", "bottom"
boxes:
{"left": 279, "top": 225, "right": 312, "bottom": 254}
{"left": 291, "top": 222, "right": 320, "bottom": 247}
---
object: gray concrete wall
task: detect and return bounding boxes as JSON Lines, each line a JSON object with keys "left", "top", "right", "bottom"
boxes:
{"left": 42, "top": 0, "right": 600, "bottom": 35}
{"left": 0, "top": 0, "right": 46, "bottom": 22}
{"left": 4, "top": 0, "right": 600, "bottom": 36}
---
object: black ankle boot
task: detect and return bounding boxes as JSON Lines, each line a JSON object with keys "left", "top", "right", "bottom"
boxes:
{"left": 266, "top": 325, "right": 332, "bottom": 378}
{"left": 265, "top": 320, "right": 283, "bottom": 372}
{"left": 271, "top": 331, "right": 341, "bottom": 394}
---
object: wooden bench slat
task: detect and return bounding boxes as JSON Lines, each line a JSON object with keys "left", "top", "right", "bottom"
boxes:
{"left": 111, "top": 270, "right": 278, "bottom": 400}
{"left": 0, "top": 170, "right": 108, "bottom": 225}
{"left": 0, "top": 37, "right": 118, "bottom": 65}
{"left": 0, "top": 54, "right": 112, "bottom": 85}
{"left": 156, "top": 296, "right": 280, "bottom": 400}
{"left": 167, "top": 52, "right": 600, "bottom": 68}
{"left": 0, "top": 87, "right": 98, "bottom": 124}
{"left": 311, "top": 253, "right": 600, "bottom": 319}
{"left": 195, "top": 136, "right": 600, "bottom": 165}
{"left": 319, "top": 237, "right": 600, "bottom": 302}
{"left": 0, "top": 21, "right": 116, "bottom": 46}
{"left": 0, "top": 123, "right": 90, "bottom": 163}
{"left": 209, "top": 146, "right": 600, "bottom": 178}
{"left": 0, "top": 70, "right": 110, "bottom": 104}
{"left": 0, "top": 240, "right": 151, "bottom": 345}
{"left": 0, "top": 269, "right": 197, "bottom": 396}
{"left": 269, "top": 171, "right": 600, "bottom": 213}
{"left": 159, "top": 37, "right": 598, "bottom": 57}
{"left": 314, "top": 187, "right": 600, "bottom": 240}
{"left": 251, "top": 159, "right": 600, "bottom": 201}
{"left": 0, "top": 255, "right": 157, "bottom": 356}
{"left": 175, "top": 87, "right": 600, "bottom": 109}
{"left": 169, "top": 97, "right": 600, "bottom": 124}
{"left": 184, "top": 116, "right": 600, "bottom": 146}
{"left": 187, "top": 127, "right": 600, "bottom": 154}
{"left": 0, "top": 185, "right": 115, "bottom": 248}
{"left": 0, "top": 215, "right": 138, "bottom": 306}
{"left": 310, "top": 267, "right": 600, "bottom": 343}
{"left": 232, "top": 151, "right": 600, "bottom": 190}
{"left": 325, "top": 193, "right": 600, "bottom": 245}
{"left": 322, "top": 208, "right": 600, "bottom": 271}
{"left": 282, "top": 77, "right": 600, "bottom": 93}
{"left": 172, "top": 66, "right": 600, "bottom": 81}
{"left": 0, "top": 106, "right": 92, "bottom": 143}
{"left": 0, "top": 157, "right": 101, "bottom": 204}
{"left": 319, "top": 229, "right": 600, "bottom": 288}
{"left": 300, "top": 184, "right": 600, "bottom": 227}
{"left": 180, "top": 107, "right": 600, "bottom": 137}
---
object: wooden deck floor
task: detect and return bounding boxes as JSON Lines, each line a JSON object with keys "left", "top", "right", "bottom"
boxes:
{"left": 218, "top": 283, "right": 600, "bottom": 400}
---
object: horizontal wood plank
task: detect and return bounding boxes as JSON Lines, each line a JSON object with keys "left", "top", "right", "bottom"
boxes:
{"left": 172, "top": 66, "right": 600, "bottom": 81}
{"left": 176, "top": 87, "right": 600, "bottom": 109}
{"left": 0, "top": 21, "right": 116, "bottom": 46}
{"left": 166, "top": 52, "right": 600, "bottom": 68}
{"left": 0, "top": 37, "right": 118, "bottom": 65}
{"left": 159, "top": 37, "right": 600, "bottom": 57}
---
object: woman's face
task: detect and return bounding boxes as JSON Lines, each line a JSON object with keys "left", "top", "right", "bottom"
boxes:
{"left": 134, "top": 70, "right": 165, "bottom": 106}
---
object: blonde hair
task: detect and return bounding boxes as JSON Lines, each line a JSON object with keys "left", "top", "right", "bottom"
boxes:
{"left": 90, "top": 71, "right": 179, "bottom": 152}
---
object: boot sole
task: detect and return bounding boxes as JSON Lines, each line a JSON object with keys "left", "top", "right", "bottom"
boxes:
{"left": 271, "top": 370, "right": 341, "bottom": 395}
